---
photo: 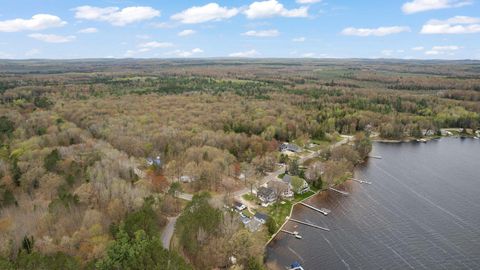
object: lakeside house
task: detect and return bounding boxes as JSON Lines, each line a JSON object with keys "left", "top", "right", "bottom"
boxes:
{"left": 268, "top": 180, "right": 294, "bottom": 198}
{"left": 257, "top": 186, "right": 277, "bottom": 206}
{"left": 283, "top": 175, "right": 309, "bottom": 194}
{"left": 279, "top": 142, "right": 302, "bottom": 153}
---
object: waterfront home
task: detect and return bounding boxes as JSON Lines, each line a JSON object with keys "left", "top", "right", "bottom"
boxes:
{"left": 279, "top": 142, "right": 301, "bottom": 153}
{"left": 283, "top": 175, "right": 309, "bottom": 194}
{"left": 257, "top": 186, "right": 277, "bottom": 206}
{"left": 268, "top": 180, "right": 294, "bottom": 198}
{"left": 253, "top": 212, "right": 269, "bottom": 224}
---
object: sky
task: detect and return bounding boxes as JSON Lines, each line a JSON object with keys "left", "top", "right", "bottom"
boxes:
{"left": 0, "top": 0, "right": 479, "bottom": 59}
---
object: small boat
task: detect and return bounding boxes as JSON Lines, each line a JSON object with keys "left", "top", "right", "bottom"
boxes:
{"left": 293, "top": 231, "right": 299, "bottom": 235}
{"left": 474, "top": 137, "right": 480, "bottom": 140}
{"left": 290, "top": 261, "right": 305, "bottom": 270}
{"left": 295, "top": 234, "right": 303, "bottom": 239}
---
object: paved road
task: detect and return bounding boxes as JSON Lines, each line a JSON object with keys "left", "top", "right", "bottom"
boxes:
{"left": 176, "top": 192, "right": 193, "bottom": 201}
{"left": 161, "top": 215, "right": 179, "bottom": 250}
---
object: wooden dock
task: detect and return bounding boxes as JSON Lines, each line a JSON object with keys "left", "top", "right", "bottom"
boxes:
{"left": 368, "top": 155, "right": 382, "bottom": 159}
{"left": 350, "top": 178, "right": 372, "bottom": 185}
{"left": 300, "top": 202, "right": 330, "bottom": 216}
{"left": 289, "top": 218, "right": 330, "bottom": 231}
{"left": 328, "top": 187, "right": 349, "bottom": 196}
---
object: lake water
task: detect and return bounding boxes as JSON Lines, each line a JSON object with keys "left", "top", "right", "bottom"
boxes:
{"left": 266, "top": 138, "right": 480, "bottom": 270}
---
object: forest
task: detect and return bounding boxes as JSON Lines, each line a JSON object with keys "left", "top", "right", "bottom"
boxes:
{"left": 0, "top": 59, "right": 479, "bottom": 269}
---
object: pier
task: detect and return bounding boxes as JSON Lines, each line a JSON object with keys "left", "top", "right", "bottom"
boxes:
{"left": 350, "top": 178, "right": 372, "bottom": 185}
{"left": 300, "top": 202, "right": 331, "bottom": 215}
{"left": 368, "top": 155, "right": 382, "bottom": 159}
{"left": 289, "top": 218, "right": 330, "bottom": 231}
{"left": 328, "top": 187, "right": 350, "bottom": 196}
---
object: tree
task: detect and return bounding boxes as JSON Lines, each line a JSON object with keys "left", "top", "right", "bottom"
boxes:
{"left": 266, "top": 217, "right": 277, "bottom": 235}
{"left": 22, "top": 235, "right": 34, "bottom": 254}
{"left": 168, "top": 181, "right": 182, "bottom": 196}
{"left": 122, "top": 197, "right": 161, "bottom": 238}
{"left": 44, "top": 149, "right": 61, "bottom": 172}
{"left": 0, "top": 116, "right": 14, "bottom": 140}
{"left": 287, "top": 159, "right": 300, "bottom": 176}
{"left": 353, "top": 132, "right": 372, "bottom": 160}
{"left": 96, "top": 228, "right": 191, "bottom": 270}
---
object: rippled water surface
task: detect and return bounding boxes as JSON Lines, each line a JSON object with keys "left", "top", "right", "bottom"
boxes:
{"left": 266, "top": 138, "right": 480, "bottom": 270}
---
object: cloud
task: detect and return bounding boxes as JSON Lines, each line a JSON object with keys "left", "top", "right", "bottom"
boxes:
{"left": 171, "top": 3, "right": 239, "bottom": 24}
{"left": 73, "top": 6, "right": 160, "bottom": 26}
{"left": 229, "top": 49, "right": 260, "bottom": 57}
{"left": 78, "top": 27, "right": 98, "bottom": 34}
{"left": 244, "top": 0, "right": 308, "bottom": 19}
{"left": 412, "top": 46, "right": 425, "bottom": 51}
{"left": 420, "top": 16, "right": 480, "bottom": 34}
{"left": 151, "top": 22, "right": 176, "bottom": 29}
{"left": 124, "top": 42, "right": 174, "bottom": 57}
{"left": 402, "top": 0, "right": 472, "bottom": 14}
{"left": 178, "top": 29, "right": 196, "bottom": 36}
{"left": 296, "top": 0, "right": 322, "bottom": 4}
{"left": 292, "top": 37, "right": 306, "bottom": 42}
{"left": 242, "top": 29, "right": 280, "bottom": 37}
{"left": 425, "top": 45, "right": 461, "bottom": 55}
{"left": 25, "top": 49, "right": 40, "bottom": 57}
{"left": 28, "top": 33, "right": 75, "bottom": 43}
{"left": 0, "top": 51, "right": 14, "bottom": 59}
{"left": 167, "top": 48, "right": 204, "bottom": 57}
{"left": 0, "top": 14, "right": 66, "bottom": 32}
{"left": 301, "top": 52, "right": 315, "bottom": 57}
{"left": 341, "top": 26, "right": 410, "bottom": 36}
{"left": 139, "top": 41, "right": 174, "bottom": 49}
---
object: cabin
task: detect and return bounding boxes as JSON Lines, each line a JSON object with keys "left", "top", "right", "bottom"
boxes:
{"left": 279, "top": 143, "right": 301, "bottom": 153}
{"left": 257, "top": 186, "right": 277, "bottom": 206}
{"left": 253, "top": 212, "right": 269, "bottom": 224}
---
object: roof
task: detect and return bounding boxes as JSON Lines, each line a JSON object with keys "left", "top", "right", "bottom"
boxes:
{"left": 281, "top": 143, "right": 301, "bottom": 152}
{"left": 283, "top": 174, "right": 292, "bottom": 184}
{"left": 254, "top": 212, "right": 269, "bottom": 221}
{"left": 257, "top": 186, "right": 275, "bottom": 197}
{"left": 234, "top": 201, "right": 244, "bottom": 207}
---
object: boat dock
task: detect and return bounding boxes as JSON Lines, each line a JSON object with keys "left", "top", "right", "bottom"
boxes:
{"left": 368, "top": 155, "right": 382, "bottom": 159}
{"left": 328, "top": 187, "right": 350, "bottom": 195}
{"left": 289, "top": 218, "right": 330, "bottom": 231}
{"left": 350, "top": 178, "right": 372, "bottom": 184}
{"left": 300, "top": 202, "right": 331, "bottom": 215}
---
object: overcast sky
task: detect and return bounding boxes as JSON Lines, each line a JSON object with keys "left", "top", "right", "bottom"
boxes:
{"left": 0, "top": 0, "right": 479, "bottom": 59}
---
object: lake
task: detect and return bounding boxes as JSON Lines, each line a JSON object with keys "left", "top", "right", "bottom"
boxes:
{"left": 266, "top": 138, "right": 480, "bottom": 270}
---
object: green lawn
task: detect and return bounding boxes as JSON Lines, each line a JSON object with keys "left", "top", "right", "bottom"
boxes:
{"left": 242, "top": 193, "right": 256, "bottom": 202}
{"left": 266, "top": 189, "right": 317, "bottom": 233}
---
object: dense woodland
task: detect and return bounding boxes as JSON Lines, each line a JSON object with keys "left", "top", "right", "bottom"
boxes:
{"left": 0, "top": 59, "right": 479, "bottom": 269}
